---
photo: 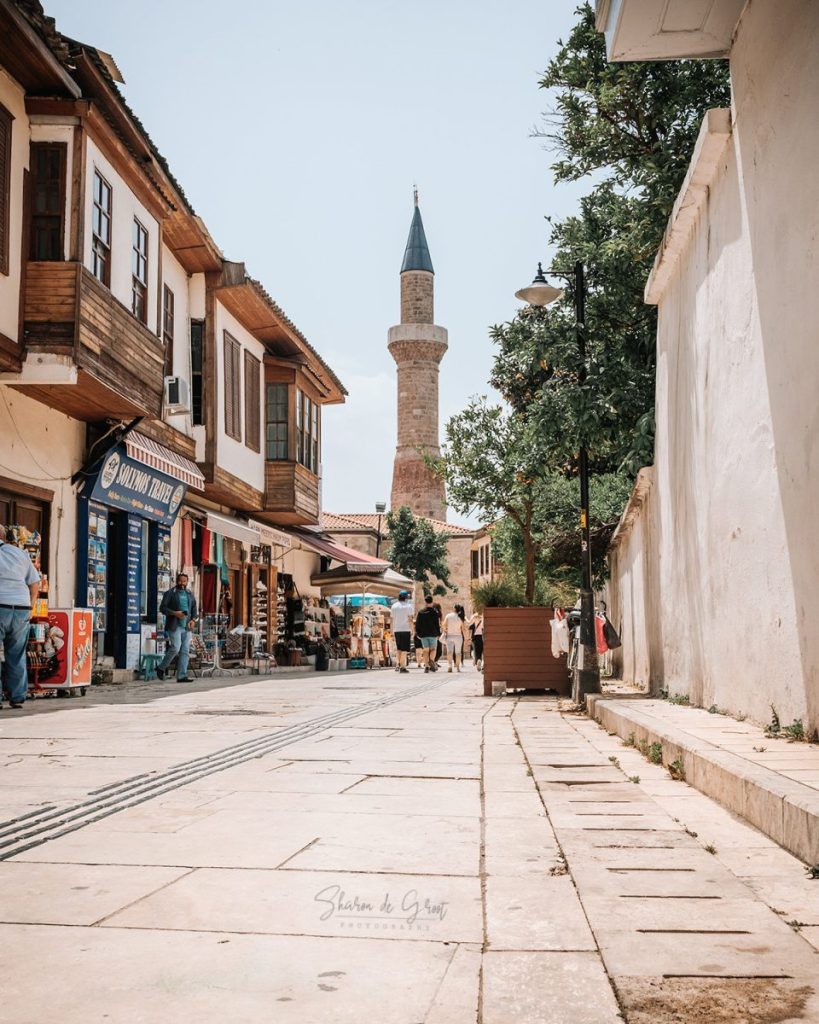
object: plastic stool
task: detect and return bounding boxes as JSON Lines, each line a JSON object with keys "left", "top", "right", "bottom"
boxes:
{"left": 140, "top": 653, "right": 163, "bottom": 680}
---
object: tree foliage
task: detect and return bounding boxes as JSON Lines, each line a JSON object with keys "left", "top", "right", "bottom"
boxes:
{"left": 436, "top": 4, "right": 729, "bottom": 602}
{"left": 385, "top": 506, "right": 453, "bottom": 597}
{"left": 490, "top": 4, "right": 730, "bottom": 474}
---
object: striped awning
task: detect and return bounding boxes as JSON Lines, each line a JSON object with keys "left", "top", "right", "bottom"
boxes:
{"left": 124, "top": 431, "right": 205, "bottom": 490}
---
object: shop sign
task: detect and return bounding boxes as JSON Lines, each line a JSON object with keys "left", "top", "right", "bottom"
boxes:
{"left": 126, "top": 516, "right": 142, "bottom": 634}
{"left": 90, "top": 448, "right": 187, "bottom": 525}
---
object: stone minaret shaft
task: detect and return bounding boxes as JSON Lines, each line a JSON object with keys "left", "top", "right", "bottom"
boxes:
{"left": 389, "top": 198, "right": 448, "bottom": 521}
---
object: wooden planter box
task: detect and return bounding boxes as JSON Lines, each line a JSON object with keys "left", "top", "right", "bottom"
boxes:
{"left": 482, "top": 606, "right": 569, "bottom": 697}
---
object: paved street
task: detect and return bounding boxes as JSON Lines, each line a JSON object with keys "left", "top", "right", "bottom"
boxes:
{"left": 1, "top": 669, "right": 818, "bottom": 1023}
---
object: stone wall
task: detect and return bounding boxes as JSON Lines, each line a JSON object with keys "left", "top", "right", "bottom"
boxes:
{"left": 400, "top": 271, "right": 434, "bottom": 324}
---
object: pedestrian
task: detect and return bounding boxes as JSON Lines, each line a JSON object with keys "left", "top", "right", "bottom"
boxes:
{"left": 442, "top": 603, "right": 469, "bottom": 673}
{"left": 390, "top": 590, "right": 414, "bottom": 674}
{"left": 470, "top": 611, "right": 484, "bottom": 671}
{"left": 156, "top": 572, "right": 198, "bottom": 682}
{"left": 432, "top": 601, "right": 443, "bottom": 669}
{"left": 414, "top": 594, "right": 441, "bottom": 673}
{"left": 0, "top": 534, "right": 40, "bottom": 710}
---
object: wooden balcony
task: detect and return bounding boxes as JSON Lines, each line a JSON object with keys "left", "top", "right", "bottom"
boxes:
{"left": 262, "top": 461, "right": 320, "bottom": 525}
{"left": 15, "top": 261, "right": 165, "bottom": 420}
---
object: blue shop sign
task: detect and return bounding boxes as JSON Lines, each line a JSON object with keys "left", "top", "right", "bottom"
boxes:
{"left": 90, "top": 447, "right": 187, "bottom": 526}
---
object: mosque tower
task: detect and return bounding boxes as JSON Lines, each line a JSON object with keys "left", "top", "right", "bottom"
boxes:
{"left": 388, "top": 193, "right": 448, "bottom": 521}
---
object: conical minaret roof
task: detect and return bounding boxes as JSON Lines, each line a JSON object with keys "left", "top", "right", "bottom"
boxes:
{"left": 400, "top": 193, "right": 434, "bottom": 274}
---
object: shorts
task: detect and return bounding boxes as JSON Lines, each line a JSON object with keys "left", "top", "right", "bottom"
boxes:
{"left": 445, "top": 636, "right": 463, "bottom": 657}
{"left": 394, "top": 631, "right": 411, "bottom": 653}
{"left": 418, "top": 636, "right": 438, "bottom": 649}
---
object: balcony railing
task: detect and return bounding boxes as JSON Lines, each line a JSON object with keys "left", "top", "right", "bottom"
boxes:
{"left": 21, "top": 260, "right": 165, "bottom": 419}
{"left": 264, "top": 460, "right": 319, "bottom": 525}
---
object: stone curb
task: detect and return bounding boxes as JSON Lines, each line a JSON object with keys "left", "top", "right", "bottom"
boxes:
{"left": 587, "top": 694, "right": 819, "bottom": 865}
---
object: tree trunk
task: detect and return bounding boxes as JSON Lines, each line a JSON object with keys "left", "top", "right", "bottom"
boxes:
{"left": 523, "top": 535, "right": 536, "bottom": 606}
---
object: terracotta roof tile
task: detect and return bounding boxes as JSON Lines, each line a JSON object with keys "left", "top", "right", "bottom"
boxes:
{"left": 325, "top": 512, "right": 475, "bottom": 537}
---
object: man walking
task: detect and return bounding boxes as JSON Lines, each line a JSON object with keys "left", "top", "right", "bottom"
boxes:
{"left": 414, "top": 594, "right": 441, "bottom": 673}
{"left": 390, "top": 590, "right": 414, "bottom": 674}
{"left": 0, "top": 536, "right": 40, "bottom": 710}
{"left": 157, "top": 572, "right": 198, "bottom": 682}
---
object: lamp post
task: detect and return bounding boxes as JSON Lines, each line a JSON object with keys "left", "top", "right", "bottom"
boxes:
{"left": 375, "top": 501, "right": 386, "bottom": 559}
{"left": 515, "top": 260, "right": 601, "bottom": 703}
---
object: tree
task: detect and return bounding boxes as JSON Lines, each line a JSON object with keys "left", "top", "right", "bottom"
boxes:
{"left": 385, "top": 506, "right": 453, "bottom": 598}
{"left": 489, "top": 5, "right": 730, "bottom": 474}
{"left": 431, "top": 399, "right": 554, "bottom": 605}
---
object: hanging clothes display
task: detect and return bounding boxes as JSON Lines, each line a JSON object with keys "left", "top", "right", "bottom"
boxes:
{"left": 595, "top": 612, "right": 609, "bottom": 654}
{"left": 199, "top": 525, "right": 211, "bottom": 566}
{"left": 181, "top": 518, "right": 194, "bottom": 574}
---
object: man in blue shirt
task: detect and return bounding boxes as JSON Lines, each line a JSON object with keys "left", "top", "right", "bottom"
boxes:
{"left": 157, "top": 572, "right": 198, "bottom": 682}
{"left": 0, "top": 538, "right": 41, "bottom": 710}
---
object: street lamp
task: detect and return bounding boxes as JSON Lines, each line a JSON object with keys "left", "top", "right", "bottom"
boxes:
{"left": 375, "top": 501, "right": 386, "bottom": 558}
{"left": 515, "top": 260, "right": 601, "bottom": 703}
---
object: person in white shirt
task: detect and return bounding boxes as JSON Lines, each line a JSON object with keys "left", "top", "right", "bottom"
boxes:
{"left": 390, "top": 591, "right": 414, "bottom": 674}
{"left": 0, "top": 537, "right": 41, "bottom": 710}
{"left": 442, "top": 603, "right": 469, "bottom": 673}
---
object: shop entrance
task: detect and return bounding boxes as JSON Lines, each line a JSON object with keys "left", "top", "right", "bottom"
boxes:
{"left": 103, "top": 513, "right": 123, "bottom": 660}
{"left": 0, "top": 477, "right": 50, "bottom": 573}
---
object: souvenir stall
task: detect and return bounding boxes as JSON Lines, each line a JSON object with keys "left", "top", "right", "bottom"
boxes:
{"left": 310, "top": 565, "right": 414, "bottom": 669}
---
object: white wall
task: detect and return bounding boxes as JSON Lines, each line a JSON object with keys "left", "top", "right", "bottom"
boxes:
{"left": 609, "top": 2, "right": 819, "bottom": 733}
{"left": 0, "top": 69, "right": 27, "bottom": 343}
{"left": 160, "top": 245, "right": 195, "bottom": 438}
{"left": 0, "top": 389, "right": 84, "bottom": 608}
{"left": 214, "top": 300, "right": 265, "bottom": 491}
{"left": 278, "top": 546, "right": 320, "bottom": 598}
{"left": 83, "top": 137, "right": 159, "bottom": 333}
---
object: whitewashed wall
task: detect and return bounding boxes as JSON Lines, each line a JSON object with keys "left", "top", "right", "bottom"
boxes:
{"left": 214, "top": 300, "right": 265, "bottom": 492}
{"left": 0, "top": 69, "right": 26, "bottom": 343}
{"left": 0, "top": 389, "right": 84, "bottom": 608}
{"left": 83, "top": 137, "right": 159, "bottom": 334}
{"left": 609, "top": 2, "right": 819, "bottom": 733}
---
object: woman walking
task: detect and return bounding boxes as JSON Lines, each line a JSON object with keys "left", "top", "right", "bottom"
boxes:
{"left": 470, "top": 611, "right": 484, "bottom": 671}
{"left": 442, "top": 603, "right": 469, "bottom": 673}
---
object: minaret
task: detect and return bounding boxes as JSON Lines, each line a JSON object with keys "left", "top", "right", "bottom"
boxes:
{"left": 389, "top": 193, "right": 448, "bottom": 521}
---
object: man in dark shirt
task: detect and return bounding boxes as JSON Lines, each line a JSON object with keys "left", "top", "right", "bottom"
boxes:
{"left": 157, "top": 572, "right": 198, "bottom": 681}
{"left": 414, "top": 594, "right": 441, "bottom": 673}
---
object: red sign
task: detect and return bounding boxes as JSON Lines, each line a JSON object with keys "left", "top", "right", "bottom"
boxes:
{"left": 71, "top": 610, "right": 94, "bottom": 685}
{"left": 41, "top": 609, "right": 94, "bottom": 688}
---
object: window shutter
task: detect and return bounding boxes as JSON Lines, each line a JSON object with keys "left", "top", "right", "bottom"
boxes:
{"left": 0, "top": 104, "right": 12, "bottom": 276}
{"left": 244, "top": 351, "right": 260, "bottom": 452}
{"left": 224, "top": 332, "right": 242, "bottom": 441}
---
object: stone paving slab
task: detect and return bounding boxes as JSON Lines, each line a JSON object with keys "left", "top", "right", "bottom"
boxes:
{"left": 105, "top": 866, "right": 482, "bottom": 943}
{"left": 482, "top": 951, "right": 622, "bottom": 1024}
{"left": 0, "top": 924, "right": 460, "bottom": 1024}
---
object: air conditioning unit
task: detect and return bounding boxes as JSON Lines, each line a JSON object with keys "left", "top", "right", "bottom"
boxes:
{"left": 164, "top": 376, "right": 190, "bottom": 415}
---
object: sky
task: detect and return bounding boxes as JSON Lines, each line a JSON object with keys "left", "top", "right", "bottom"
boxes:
{"left": 45, "top": 1, "right": 588, "bottom": 528}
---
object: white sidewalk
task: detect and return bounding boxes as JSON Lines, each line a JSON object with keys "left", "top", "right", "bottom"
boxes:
{"left": 0, "top": 668, "right": 816, "bottom": 1022}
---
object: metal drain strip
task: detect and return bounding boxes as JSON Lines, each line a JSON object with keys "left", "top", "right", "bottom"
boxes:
{"left": 0, "top": 676, "right": 448, "bottom": 861}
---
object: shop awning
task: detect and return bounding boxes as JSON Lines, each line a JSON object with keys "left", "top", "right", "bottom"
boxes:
{"left": 205, "top": 512, "right": 260, "bottom": 546}
{"left": 286, "top": 527, "right": 390, "bottom": 573}
{"left": 310, "top": 565, "right": 414, "bottom": 598}
{"left": 124, "top": 431, "right": 205, "bottom": 490}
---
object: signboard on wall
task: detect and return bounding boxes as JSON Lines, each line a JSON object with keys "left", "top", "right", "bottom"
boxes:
{"left": 90, "top": 448, "right": 186, "bottom": 525}
{"left": 125, "top": 515, "right": 142, "bottom": 635}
